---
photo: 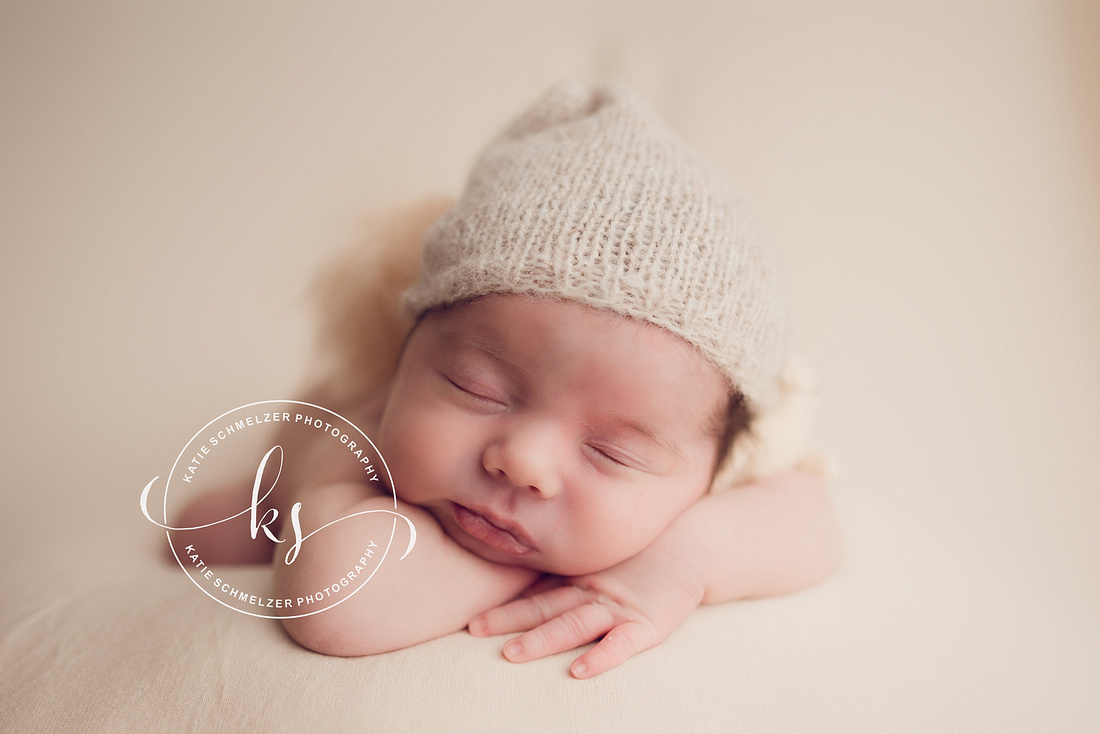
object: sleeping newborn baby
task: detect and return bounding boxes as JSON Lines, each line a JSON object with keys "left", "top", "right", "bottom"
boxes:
{"left": 176, "top": 82, "right": 842, "bottom": 678}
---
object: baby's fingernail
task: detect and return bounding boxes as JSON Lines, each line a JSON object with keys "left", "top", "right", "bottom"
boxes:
{"left": 503, "top": 640, "right": 523, "bottom": 659}
{"left": 571, "top": 662, "right": 588, "bottom": 678}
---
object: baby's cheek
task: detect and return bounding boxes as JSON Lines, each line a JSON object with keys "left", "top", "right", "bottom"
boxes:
{"left": 380, "top": 405, "right": 462, "bottom": 500}
{"left": 380, "top": 423, "right": 429, "bottom": 493}
{"left": 547, "top": 496, "right": 640, "bottom": 574}
{"left": 588, "top": 492, "right": 672, "bottom": 563}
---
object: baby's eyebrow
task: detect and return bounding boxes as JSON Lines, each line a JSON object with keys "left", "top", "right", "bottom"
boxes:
{"left": 438, "top": 331, "right": 529, "bottom": 378}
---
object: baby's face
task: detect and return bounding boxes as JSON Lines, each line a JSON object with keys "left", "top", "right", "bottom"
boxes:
{"left": 375, "top": 294, "right": 727, "bottom": 576}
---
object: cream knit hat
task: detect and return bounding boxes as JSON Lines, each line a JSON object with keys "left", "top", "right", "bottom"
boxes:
{"left": 403, "top": 82, "right": 788, "bottom": 411}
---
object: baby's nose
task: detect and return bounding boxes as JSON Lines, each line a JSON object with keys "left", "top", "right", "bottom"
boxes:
{"left": 482, "top": 428, "right": 562, "bottom": 499}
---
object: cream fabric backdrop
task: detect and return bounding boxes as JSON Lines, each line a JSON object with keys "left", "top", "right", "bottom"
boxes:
{"left": 2, "top": 1, "right": 1098, "bottom": 731}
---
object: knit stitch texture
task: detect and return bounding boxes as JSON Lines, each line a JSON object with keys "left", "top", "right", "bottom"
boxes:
{"left": 403, "top": 82, "right": 788, "bottom": 411}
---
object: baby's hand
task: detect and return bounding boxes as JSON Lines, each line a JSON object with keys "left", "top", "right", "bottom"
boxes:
{"left": 467, "top": 544, "right": 705, "bottom": 679}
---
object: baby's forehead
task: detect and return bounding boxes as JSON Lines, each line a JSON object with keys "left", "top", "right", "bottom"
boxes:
{"left": 427, "top": 294, "right": 730, "bottom": 412}
{"left": 457, "top": 294, "right": 725, "bottom": 373}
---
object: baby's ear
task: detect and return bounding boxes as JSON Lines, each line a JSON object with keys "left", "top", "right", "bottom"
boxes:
{"left": 300, "top": 196, "right": 454, "bottom": 405}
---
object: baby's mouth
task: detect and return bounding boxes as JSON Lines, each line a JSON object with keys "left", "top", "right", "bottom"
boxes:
{"left": 451, "top": 504, "right": 535, "bottom": 557}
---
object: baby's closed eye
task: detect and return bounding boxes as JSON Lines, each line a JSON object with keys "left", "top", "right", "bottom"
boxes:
{"left": 442, "top": 372, "right": 510, "bottom": 409}
{"left": 582, "top": 442, "right": 637, "bottom": 470}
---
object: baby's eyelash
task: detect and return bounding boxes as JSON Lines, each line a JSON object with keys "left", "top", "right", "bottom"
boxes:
{"left": 445, "top": 375, "right": 504, "bottom": 406}
{"left": 585, "top": 443, "right": 631, "bottom": 468}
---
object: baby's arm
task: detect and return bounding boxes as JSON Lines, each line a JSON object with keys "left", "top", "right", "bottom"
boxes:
{"left": 650, "top": 469, "right": 843, "bottom": 603}
{"left": 273, "top": 481, "right": 539, "bottom": 656}
{"left": 470, "top": 470, "right": 842, "bottom": 677}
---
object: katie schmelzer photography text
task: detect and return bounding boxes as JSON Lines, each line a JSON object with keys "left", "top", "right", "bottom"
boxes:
{"left": 178, "top": 539, "right": 381, "bottom": 612}
{"left": 140, "top": 400, "right": 416, "bottom": 620}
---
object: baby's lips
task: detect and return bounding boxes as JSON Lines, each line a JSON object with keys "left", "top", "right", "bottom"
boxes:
{"left": 452, "top": 503, "right": 535, "bottom": 556}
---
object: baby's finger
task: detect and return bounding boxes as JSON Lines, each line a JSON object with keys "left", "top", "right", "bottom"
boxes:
{"left": 518, "top": 575, "right": 565, "bottom": 598}
{"left": 502, "top": 602, "right": 617, "bottom": 663}
{"left": 568, "top": 618, "right": 661, "bottom": 679}
{"left": 469, "top": 585, "right": 590, "bottom": 636}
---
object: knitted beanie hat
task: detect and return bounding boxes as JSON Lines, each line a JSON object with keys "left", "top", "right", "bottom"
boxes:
{"left": 402, "top": 82, "right": 788, "bottom": 411}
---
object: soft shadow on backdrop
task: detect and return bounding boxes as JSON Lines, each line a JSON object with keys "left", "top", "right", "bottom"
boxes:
{"left": 2, "top": 1, "right": 1098, "bottom": 730}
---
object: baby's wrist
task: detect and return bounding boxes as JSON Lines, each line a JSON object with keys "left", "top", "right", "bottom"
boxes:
{"left": 644, "top": 531, "right": 707, "bottom": 606}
